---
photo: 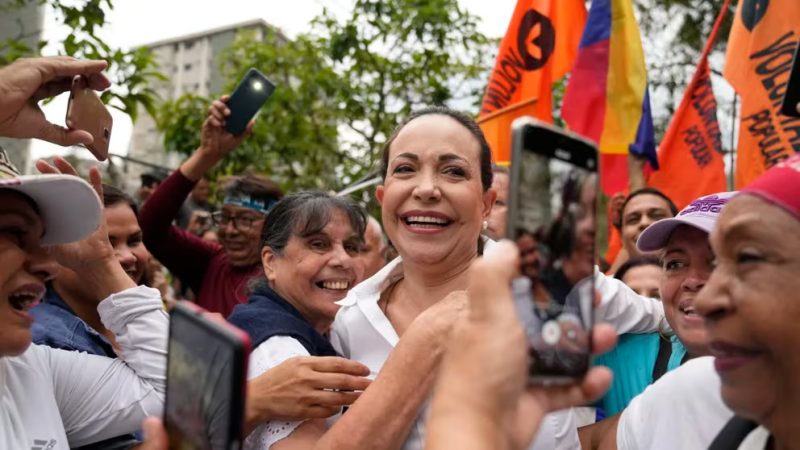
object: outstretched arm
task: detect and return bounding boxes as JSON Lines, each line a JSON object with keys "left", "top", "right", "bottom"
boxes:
{"left": 313, "top": 293, "right": 468, "bottom": 450}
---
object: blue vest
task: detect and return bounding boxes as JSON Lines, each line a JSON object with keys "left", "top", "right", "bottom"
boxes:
{"left": 228, "top": 284, "right": 338, "bottom": 357}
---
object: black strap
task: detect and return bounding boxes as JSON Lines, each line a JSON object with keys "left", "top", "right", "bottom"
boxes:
{"left": 708, "top": 416, "right": 759, "bottom": 450}
{"left": 652, "top": 337, "right": 672, "bottom": 381}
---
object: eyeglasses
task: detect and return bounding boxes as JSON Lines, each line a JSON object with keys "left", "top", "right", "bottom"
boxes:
{"left": 211, "top": 211, "right": 265, "bottom": 232}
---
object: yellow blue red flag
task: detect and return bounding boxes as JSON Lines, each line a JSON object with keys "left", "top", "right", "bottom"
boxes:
{"left": 561, "top": 0, "right": 657, "bottom": 195}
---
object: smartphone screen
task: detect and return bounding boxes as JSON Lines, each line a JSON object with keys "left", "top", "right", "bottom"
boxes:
{"left": 780, "top": 41, "right": 800, "bottom": 118}
{"left": 507, "top": 117, "right": 598, "bottom": 384}
{"left": 224, "top": 68, "right": 276, "bottom": 135}
{"left": 165, "top": 302, "right": 250, "bottom": 450}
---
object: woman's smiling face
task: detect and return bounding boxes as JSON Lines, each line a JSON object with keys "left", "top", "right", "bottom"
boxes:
{"left": 0, "top": 191, "right": 57, "bottom": 357}
{"left": 376, "top": 114, "right": 494, "bottom": 268}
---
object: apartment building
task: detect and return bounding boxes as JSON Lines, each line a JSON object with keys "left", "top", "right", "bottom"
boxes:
{"left": 125, "top": 19, "right": 273, "bottom": 187}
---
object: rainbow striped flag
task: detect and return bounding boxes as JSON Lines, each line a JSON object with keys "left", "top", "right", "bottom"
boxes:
{"left": 561, "top": 0, "right": 657, "bottom": 195}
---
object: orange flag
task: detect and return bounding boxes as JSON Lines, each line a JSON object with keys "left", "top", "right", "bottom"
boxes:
{"left": 724, "top": 0, "right": 800, "bottom": 187}
{"left": 478, "top": 0, "right": 587, "bottom": 164}
{"left": 649, "top": 0, "right": 729, "bottom": 209}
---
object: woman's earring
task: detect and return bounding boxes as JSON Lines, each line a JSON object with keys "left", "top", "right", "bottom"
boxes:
{"left": 482, "top": 220, "right": 489, "bottom": 231}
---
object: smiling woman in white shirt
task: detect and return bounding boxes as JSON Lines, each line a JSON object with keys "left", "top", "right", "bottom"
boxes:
{"left": 326, "top": 107, "right": 671, "bottom": 450}
{"left": 0, "top": 154, "right": 169, "bottom": 449}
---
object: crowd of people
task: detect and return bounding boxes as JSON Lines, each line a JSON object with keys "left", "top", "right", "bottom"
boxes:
{"left": 1, "top": 55, "right": 799, "bottom": 450}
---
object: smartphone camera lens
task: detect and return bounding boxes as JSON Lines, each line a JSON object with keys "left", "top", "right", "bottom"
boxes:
{"left": 103, "top": 128, "right": 110, "bottom": 140}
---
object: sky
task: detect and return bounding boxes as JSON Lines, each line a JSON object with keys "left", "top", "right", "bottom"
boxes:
{"left": 29, "top": 0, "right": 518, "bottom": 164}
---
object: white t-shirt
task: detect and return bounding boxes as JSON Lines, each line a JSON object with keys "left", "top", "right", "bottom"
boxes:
{"left": 244, "top": 336, "right": 310, "bottom": 449}
{"left": 330, "top": 242, "right": 668, "bottom": 450}
{"left": 739, "top": 427, "right": 771, "bottom": 450}
{"left": 617, "top": 356, "right": 734, "bottom": 450}
{"left": 0, "top": 285, "right": 167, "bottom": 450}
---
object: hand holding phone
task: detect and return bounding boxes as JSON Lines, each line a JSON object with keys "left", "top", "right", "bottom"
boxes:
{"left": 165, "top": 301, "right": 251, "bottom": 450}
{"left": 224, "top": 68, "right": 275, "bottom": 135}
{"left": 507, "top": 117, "right": 598, "bottom": 385}
{"left": 65, "top": 75, "right": 113, "bottom": 160}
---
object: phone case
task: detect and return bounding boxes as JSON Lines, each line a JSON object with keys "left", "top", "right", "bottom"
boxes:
{"left": 224, "top": 68, "right": 276, "bottom": 135}
{"left": 65, "top": 77, "right": 113, "bottom": 161}
{"left": 780, "top": 42, "right": 800, "bottom": 118}
{"left": 507, "top": 117, "right": 597, "bottom": 385}
{"left": 165, "top": 301, "right": 251, "bottom": 450}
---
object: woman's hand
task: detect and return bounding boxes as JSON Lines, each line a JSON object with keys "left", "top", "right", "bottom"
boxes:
{"left": 179, "top": 95, "right": 254, "bottom": 181}
{"left": 133, "top": 417, "right": 168, "bottom": 450}
{"left": 427, "top": 241, "right": 617, "bottom": 450}
{"left": 408, "top": 289, "right": 469, "bottom": 343}
{"left": 0, "top": 56, "right": 110, "bottom": 145}
{"left": 198, "top": 95, "right": 254, "bottom": 161}
{"left": 36, "top": 156, "right": 135, "bottom": 298}
{"left": 245, "top": 356, "right": 372, "bottom": 434}
{"left": 36, "top": 157, "right": 116, "bottom": 268}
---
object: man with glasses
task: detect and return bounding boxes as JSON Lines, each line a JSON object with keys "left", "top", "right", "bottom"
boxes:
{"left": 139, "top": 95, "right": 283, "bottom": 316}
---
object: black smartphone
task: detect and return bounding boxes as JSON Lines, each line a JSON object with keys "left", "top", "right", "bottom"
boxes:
{"left": 224, "top": 68, "right": 275, "bottom": 135}
{"left": 780, "top": 41, "right": 800, "bottom": 118}
{"left": 507, "top": 117, "right": 598, "bottom": 385}
{"left": 164, "top": 301, "right": 251, "bottom": 450}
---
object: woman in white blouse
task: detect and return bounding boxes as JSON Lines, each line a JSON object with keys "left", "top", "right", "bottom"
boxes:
{"left": 247, "top": 107, "right": 668, "bottom": 450}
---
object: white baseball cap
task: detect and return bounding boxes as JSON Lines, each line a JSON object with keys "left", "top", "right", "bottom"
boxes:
{"left": 636, "top": 191, "right": 737, "bottom": 252}
{"left": 0, "top": 147, "right": 102, "bottom": 246}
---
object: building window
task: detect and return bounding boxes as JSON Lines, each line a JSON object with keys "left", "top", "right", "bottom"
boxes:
{"left": 185, "top": 40, "right": 195, "bottom": 50}
{"left": 184, "top": 63, "right": 192, "bottom": 71}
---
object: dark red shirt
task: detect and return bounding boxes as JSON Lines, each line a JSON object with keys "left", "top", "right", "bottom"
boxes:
{"left": 139, "top": 170, "right": 261, "bottom": 317}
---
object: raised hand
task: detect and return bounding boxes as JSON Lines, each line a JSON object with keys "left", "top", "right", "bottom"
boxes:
{"left": 199, "top": 95, "right": 254, "bottom": 160}
{"left": 427, "top": 240, "right": 617, "bottom": 450}
{"left": 179, "top": 95, "right": 255, "bottom": 181}
{"left": 0, "top": 56, "right": 110, "bottom": 145}
{"left": 36, "top": 156, "right": 135, "bottom": 298}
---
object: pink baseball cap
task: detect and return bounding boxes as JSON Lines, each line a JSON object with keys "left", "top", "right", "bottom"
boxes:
{"left": 637, "top": 191, "right": 737, "bottom": 252}
{"left": 740, "top": 154, "right": 800, "bottom": 220}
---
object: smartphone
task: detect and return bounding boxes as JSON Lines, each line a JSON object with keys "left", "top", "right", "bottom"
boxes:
{"left": 780, "top": 41, "right": 800, "bottom": 118}
{"left": 224, "top": 68, "right": 275, "bottom": 135}
{"left": 507, "top": 117, "right": 598, "bottom": 385}
{"left": 65, "top": 76, "right": 113, "bottom": 160}
{"left": 164, "top": 301, "right": 251, "bottom": 450}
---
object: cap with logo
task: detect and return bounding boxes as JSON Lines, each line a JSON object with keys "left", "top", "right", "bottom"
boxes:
{"left": 0, "top": 147, "right": 101, "bottom": 245}
{"left": 637, "top": 191, "right": 737, "bottom": 252}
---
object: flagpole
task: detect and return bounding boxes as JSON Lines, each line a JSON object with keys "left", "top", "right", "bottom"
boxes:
{"left": 729, "top": 93, "right": 737, "bottom": 190}
{"left": 476, "top": 97, "right": 539, "bottom": 124}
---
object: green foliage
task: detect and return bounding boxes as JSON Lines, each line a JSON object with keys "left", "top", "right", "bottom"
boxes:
{"left": 317, "top": 0, "right": 494, "bottom": 171}
{"left": 157, "top": 0, "right": 494, "bottom": 193}
{"left": 158, "top": 30, "right": 348, "bottom": 191}
{"left": 0, "top": 0, "right": 164, "bottom": 122}
{"left": 635, "top": 0, "right": 735, "bottom": 143}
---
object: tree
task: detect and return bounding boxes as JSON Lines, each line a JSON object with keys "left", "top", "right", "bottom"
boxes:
{"left": 320, "top": 0, "right": 495, "bottom": 175}
{"left": 157, "top": 0, "right": 494, "bottom": 193}
{"left": 635, "top": 0, "right": 735, "bottom": 142}
{"left": 0, "top": 0, "right": 164, "bottom": 121}
{"left": 157, "top": 29, "right": 349, "bottom": 191}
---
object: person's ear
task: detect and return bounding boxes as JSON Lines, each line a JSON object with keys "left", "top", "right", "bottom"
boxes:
{"left": 261, "top": 246, "right": 278, "bottom": 282}
{"left": 482, "top": 189, "right": 497, "bottom": 219}
{"left": 376, "top": 185, "right": 385, "bottom": 206}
